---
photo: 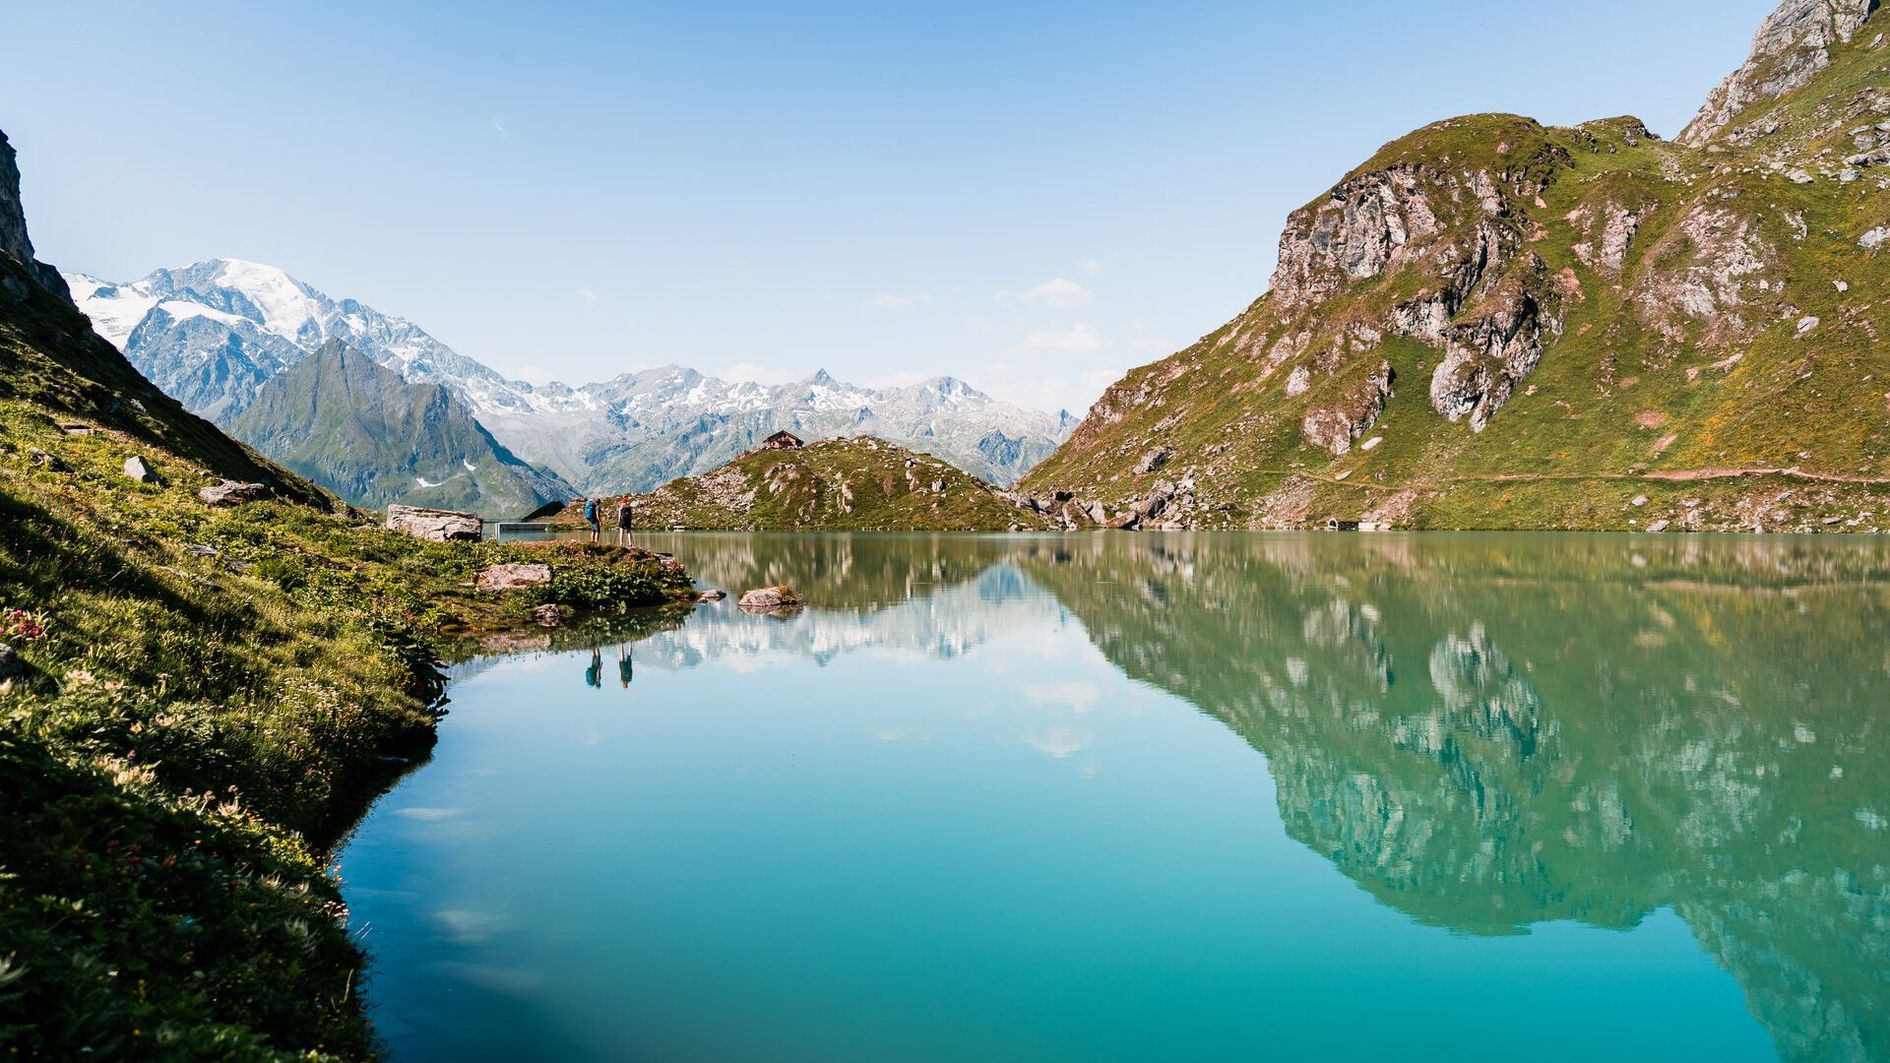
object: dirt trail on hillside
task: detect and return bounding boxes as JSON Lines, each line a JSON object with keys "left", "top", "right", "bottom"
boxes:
{"left": 1273, "top": 466, "right": 1890, "bottom": 492}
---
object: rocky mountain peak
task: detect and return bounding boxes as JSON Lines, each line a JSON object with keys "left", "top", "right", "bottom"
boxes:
{"left": 0, "top": 129, "right": 70, "bottom": 299}
{"left": 1677, "top": 0, "right": 1881, "bottom": 146}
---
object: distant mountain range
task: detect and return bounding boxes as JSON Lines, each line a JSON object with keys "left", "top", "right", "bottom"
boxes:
{"left": 67, "top": 261, "right": 1074, "bottom": 509}
{"left": 232, "top": 339, "right": 573, "bottom": 516}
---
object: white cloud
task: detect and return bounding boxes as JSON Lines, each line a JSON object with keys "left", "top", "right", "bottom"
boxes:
{"left": 867, "top": 292, "right": 933, "bottom": 310}
{"left": 1006, "top": 277, "right": 1093, "bottom": 310}
{"left": 575, "top": 288, "right": 601, "bottom": 305}
{"left": 718, "top": 362, "right": 801, "bottom": 386}
{"left": 1075, "top": 258, "right": 1104, "bottom": 275}
{"left": 1021, "top": 322, "right": 1103, "bottom": 355}
{"left": 969, "top": 360, "right": 1122, "bottom": 417}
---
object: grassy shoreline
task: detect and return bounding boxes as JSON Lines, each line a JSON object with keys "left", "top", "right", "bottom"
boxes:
{"left": 0, "top": 403, "right": 695, "bottom": 1059}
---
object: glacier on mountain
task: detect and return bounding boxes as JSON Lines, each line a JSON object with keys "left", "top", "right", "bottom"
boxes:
{"left": 68, "top": 258, "right": 1075, "bottom": 490}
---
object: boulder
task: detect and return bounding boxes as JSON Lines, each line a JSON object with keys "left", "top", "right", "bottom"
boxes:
{"left": 476, "top": 563, "right": 552, "bottom": 591}
{"left": 27, "top": 447, "right": 67, "bottom": 472}
{"left": 387, "top": 504, "right": 482, "bottom": 542}
{"left": 0, "top": 643, "right": 21, "bottom": 681}
{"left": 697, "top": 589, "right": 728, "bottom": 602}
{"left": 1134, "top": 446, "right": 1172, "bottom": 475}
{"left": 1118, "top": 480, "right": 1179, "bottom": 529}
{"left": 738, "top": 586, "right": 803, "bottom": 613}
{"left": 532, "top": 604, "right": 562, "bottom": 628}
{"left": 123, "top": 455, "right": 158, "bottom": 484}
{"left": 198, "top": 480, "right": 270, "bottom": 506}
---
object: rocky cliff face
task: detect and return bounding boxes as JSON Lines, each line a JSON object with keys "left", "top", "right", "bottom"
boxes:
{"left": 1023, "top": 0, "right": 1890, "bottom": 533}
{"left": 0, "top": 130, "right": 69, "bottom": 298}
{"left": 1678, "top": 0, "right": 1881, "bottom": 147}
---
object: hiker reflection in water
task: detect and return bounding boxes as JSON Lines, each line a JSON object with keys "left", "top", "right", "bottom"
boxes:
{"left": 585, "top": 647, "right": 602, "bottom": 690}
{"left": 618, "top": 643, "right": 633, "bottom": 689}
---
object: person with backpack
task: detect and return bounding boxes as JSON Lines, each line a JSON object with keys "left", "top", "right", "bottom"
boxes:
{"left": 582, "top": 497, "right": 601, "bottom": 543}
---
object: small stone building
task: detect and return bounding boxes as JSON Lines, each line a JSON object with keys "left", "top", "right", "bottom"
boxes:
{"left": 760, "top": 430, "right": 805, "bottom": 450}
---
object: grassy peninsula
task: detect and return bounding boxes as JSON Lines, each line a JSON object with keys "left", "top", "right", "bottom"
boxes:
{"left": 0, "top": 244, "right": 693, "bottom": 1057}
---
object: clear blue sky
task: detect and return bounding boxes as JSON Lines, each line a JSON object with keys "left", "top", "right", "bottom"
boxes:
{"left": 4, "top": 0, "right": 1773, "bottom": 414}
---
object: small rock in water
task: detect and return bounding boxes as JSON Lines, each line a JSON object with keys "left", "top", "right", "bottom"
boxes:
{"left": 738, "top": 586, "right": 803, "bottom": 613}
{"left": 697, "top": 589, "right": 728, "bottom": 602}
{"left": 198, "top": 480, "right": 270, "bottom": 506}
{"left": 532, "top": 604, "right": 562, "bottom": 628}
{"left": 123, "top": 455, "right": 158, "bottom": 484}
{"left": 476, "top": 563, "right": 552, "bottom": 591}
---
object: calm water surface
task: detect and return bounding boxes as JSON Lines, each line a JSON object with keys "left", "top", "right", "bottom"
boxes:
{"left": 339, "top": 532, "right": 1890, "bottom": 1061}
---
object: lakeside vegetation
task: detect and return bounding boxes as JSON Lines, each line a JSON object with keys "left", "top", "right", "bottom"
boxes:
{"left": 0, "top": 399, "right": 694, "bottom": 1057}
{"left": 570, "top": 436, "right": 1053, "bottom": 533}
{"left": 0, "top": 256, "right": 696, "bottom": 1057}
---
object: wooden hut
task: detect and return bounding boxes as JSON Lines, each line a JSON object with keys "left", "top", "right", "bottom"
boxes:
{"left": 761, "top": 430, "right": 805, "bottom": 450}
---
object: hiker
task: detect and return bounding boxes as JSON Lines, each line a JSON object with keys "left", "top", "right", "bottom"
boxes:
{"left": 615, "top": 495, "right": 634, "bottom": 547}
{"left": 582, "top": 496, "right": 601, "bottom": 543}
{"left": 585, "top": 647, "right": 602, "bottom": 689}
{"left": 618, "top": 643, "right": 633, "bottom": 689}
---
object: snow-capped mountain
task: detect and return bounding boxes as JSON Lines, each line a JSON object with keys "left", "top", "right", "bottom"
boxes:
{"left": 66, "top": 260, "right": 544, "bottom": 423}
{"left": 69, "top": 259, "right": 1074, "bottom": 491}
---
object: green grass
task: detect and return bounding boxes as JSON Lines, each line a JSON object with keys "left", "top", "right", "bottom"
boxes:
{"left": 602, "top": 436, "right": 1054, "bottom": 532}
{"left": 1023, "top": 25, "right": 1890, "bottom": 532}
{"left": 0, "top": 247, "right": 699, "bottom": 1061}
{"left": 0, "top": 400, "right": 695, "bottom": 1058}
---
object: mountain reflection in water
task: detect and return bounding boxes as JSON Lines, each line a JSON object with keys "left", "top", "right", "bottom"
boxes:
{"left": 352, "top": 532, "right": 1888, "bottom": 1061}
{"left": 627, "top": 532, "right": 1889, "bottom": 1061}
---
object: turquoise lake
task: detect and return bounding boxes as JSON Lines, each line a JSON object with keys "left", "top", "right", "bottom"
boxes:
{"left": 338, "top": 532, "right": 1890, "bottom": 1061}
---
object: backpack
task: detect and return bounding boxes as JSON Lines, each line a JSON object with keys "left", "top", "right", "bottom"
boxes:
{"left": 584, "top": 499, "right": 597, "bottom": 521}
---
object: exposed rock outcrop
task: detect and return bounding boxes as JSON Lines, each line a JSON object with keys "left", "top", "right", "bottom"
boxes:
{"left": 1428, "top": 294, "right": 1546, "bottom": 431}
{"left": 1304, "top": 361, "right": 1395, "bottom": 453}
{"left": 198, "top": 480, "right": 271, "bottom": 506}
{"left": 0, "top": 130, "right": 68, "bottom": 297}
{"left": 475, "top": 563, "right": 552, "bottom": 591}
{"left": 385, "top": 503, "right": 482, "bottom": 541}
{"left": 1679, "top": 0, "right": 1880, "bottom": 146}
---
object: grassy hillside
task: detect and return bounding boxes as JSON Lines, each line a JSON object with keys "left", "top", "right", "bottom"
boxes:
{"left": 0, "top": 240, "right": 693, "bottom": 1056}
{"left": 232, "top": 339, "right": 572, "bottom": 520}
{"left": 611, "top": 437, "right": 1052, "bottom": 532}
{"left": 1024, "top": 8, "right": 1890, "bottom": 532}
